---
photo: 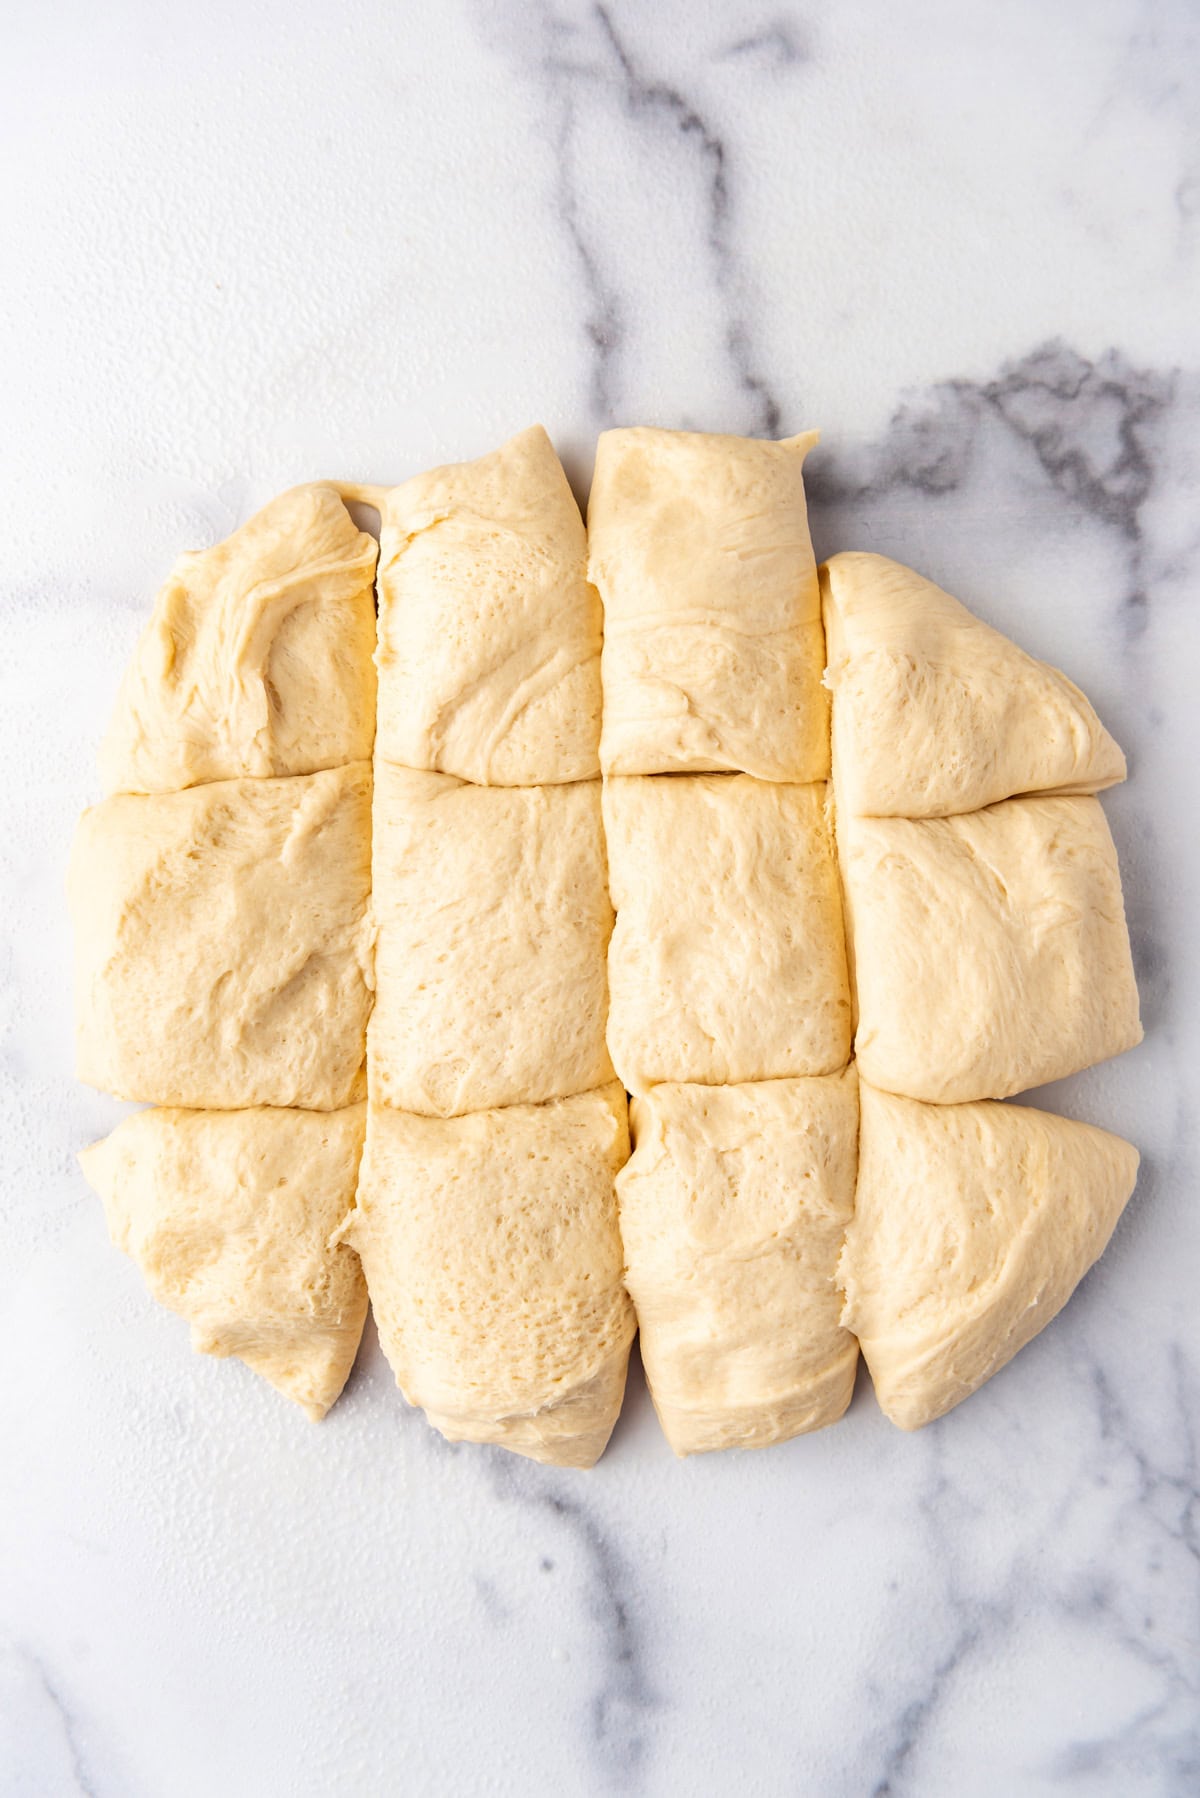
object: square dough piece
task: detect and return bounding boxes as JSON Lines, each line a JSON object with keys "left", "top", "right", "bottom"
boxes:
{"left": 100, "top": 485, "right": 378, "bottom": 796}
{"left": 619, "top": 1070, "right": 860, "bottom": 1456}
{"left": 70, "top": 763, "right": 373, "bottom": 1110}
{"left": 347, "top": 1085, "right": 634, "bottom": 1469}
{"left": 370, "top": 765, "right": 614, "bottom": 1116}
{"left": 841, "top": 794, "right": 1142, "bottom": 1104}
{"left": 588, "top": 426, "right": 828, "bottom": 781}
{"left": 603, "top": 774, "right": 850, "bottom": 1093}
{"left": 840, "top": 1084, "right": 1139, "bottom": 1429}
{"left": 375, "top": 425, "right": 602, "bottom": 784}
{"left": 80, "top": 1104, "right": 369, "bottom": 1421}
{"left": 822, "top": 552, "right": 1126, "bottom": 818}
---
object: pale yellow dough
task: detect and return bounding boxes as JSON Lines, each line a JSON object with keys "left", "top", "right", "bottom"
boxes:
{"left": 619, "top": 1070, "right": 860, "bottom": 1456}
{"left": 603, "top": 774, "right": 850, "bottom": 1093}
{"left": 822, "top": 552, "right": 1126, "bottom": 818}
{"left": 841, "top": 794, "right": 1142, "bottom": 1103}
{"left": 70, "top": 763, "right": 373, "bottom": 1110}
{"left": 80, "top": 1104, "right": 369, "bottom": 1420}
{"left": 588, "top": 427, "right": 828, "bottom": 781}
{"left": 840, "top": 1084, "right": 1139, "bottom": 1429}
{"left": 100, "top": 485, "right": 378, "bottom": 796}
{"left": 347, "top": 1086, "right": 634, "bottom": 1468}
{"left": 375, "top": 425, "right": 602, "bottom": 785}
{"left": 369, "top": 763, "right": 614, "bottom": 1116}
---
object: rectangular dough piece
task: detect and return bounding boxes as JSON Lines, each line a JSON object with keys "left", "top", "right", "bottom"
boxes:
{"left": 369, "top": 763, "right": 615, "bottom": 1116}
{"left": 603, "top": 774, "right": 851, "bottom": 1093}
{"left": 100, "top": 485, "right": 378, "bottom": 796}
{"left": 375, "top": 425, "right": 602, "bottom": 785}
{"left": 347, "top": 1085, "right": 635, "bottom": 1468}
{"left": 587, "top": 426, "right": 828, "bottom": 781}
{"left": 70, "top": 763, "right": 373, "bottom": 1110}
{"left": 840, "top": 1084, "right": 1139, "bottom": 1429}
{"left": 619, "top": 1071, "right": 860, "bottom": 1456}
{"left": 841, "top": 795, "right": 1142, "bottom": 1104}
{"left": 79, "top": 1104, "right": 369, "bottom": 1421}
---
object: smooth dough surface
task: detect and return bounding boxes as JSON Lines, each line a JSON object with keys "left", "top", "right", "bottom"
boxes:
{"left": 369, "top": 764, "right": 614, "bottom": 1116}
{"left": 80, "top": 1104, "right": 368, "bottom": 1420}
{"left": 70, "top": 763, "right": 373, "bottom": 1109}
{"left": 100, "top": 485, "right": 378, "bottom": 796}
{"left": 841, "top": 794, "right": 1142, "bottom": 1103}
{"left": 348, "top": 1085, "right": 634, "bottom": 1468}
{"left": 822, "top": 552, "right": 1126, "bottom": 818}
{"left": 588, "top": 427, "right": 828, "bottom": 781}
{"left": 604, "top": 775, "right": 850, "bottom": 1093}
{"left": 375, "top": 425, "right": 601, "bottom": 784}
{"left": 619, "top": 1070, "right": 860, "bottom": 1456}
{"left": 840, "top": 1085, "right": 1139, "bottom": 1430}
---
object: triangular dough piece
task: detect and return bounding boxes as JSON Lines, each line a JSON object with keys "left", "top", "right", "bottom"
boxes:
{"left": 100, "top": 485, "right": 378, "bottom": 796}
{"left": 619, "top": 1071, "right": 860, "bottom": 1455}
{"left": 841, "top": 795, "right": 1142, "bottom": 1103}
{"left": 840, "top": 1085, "right": 1139, "bottom": 1430}
{"left": 80, "top": 1105, "right": 369, "bottom": 1421}
{"left": 822, "top": 552, "right": 1126, "bottom": 817}
{"left": 375, "top": 424, "right": 602, "bottom": 785}
{"left": 348, "top": 1086, "right": 634, "bottom": 1469}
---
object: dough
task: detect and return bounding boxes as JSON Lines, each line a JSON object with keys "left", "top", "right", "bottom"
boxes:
{"left": 369, "top": 763, "right": 614, "bottom": 1115}
{"left": 70, "top": 762, "right": 373, "bottom": 1109}
{"left": 822, "top": 552, "right": 1126, "bottom": 818}
{"left": 375, "top": 425, "right": 601, "bottom": 785}
{"left": 841, "top": 794, "right": 1142, "bottom": 1103}
{"left": 80, "top": 1104, "right": 368, "bottom": 1420}
{"left": 604, "top": 774, "right": 850, "bottom": 1093}
{"left": 347, "top": 1085, "right": 634, "bottom": 1468}
{"left": 100, "top": 485, "right": 378, "bottom": 796}
{"left": 619, "top": 1070, "right": 860, "bottom": 1455}
{"left": 588, "top": 427, "right": 828, "bottom": 781}
{"left": 840, "top": 1084, "right": 1139, "bottom": 1429}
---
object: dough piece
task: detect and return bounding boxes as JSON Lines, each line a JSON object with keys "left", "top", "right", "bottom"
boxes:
{"left": 80, "top": 1104, "right": 368, "bottom": 1421}
{"left": 619, "top": 1070, "right": 860, "bottom": 1456}
{"left": 347, "top": 1085, "right": 634, "bottom": 1468}
{"left": 70, "top": 763, "right": 373, "bottom": 1110}
{"left": 369, "top": 764, "right": 614, "bottom": 1116}
{"left": 840, "top": 1084, "right": 1139, "bottom": 1430}
{"left": 822, "top": 552, "right": 1126, "bottom": 818}
{"left": 604, "top": 775, "right": 850, "bottom": 1093}
{"left": 588, "top": 427, "right": 828, "bottom": 781}
{"left": 375, "top": 425, "right": 601, "bottom": 784}
{"left": 100, "top": 485, "right": 378, "bottom": 796}
{"left": 841, "top": 794, "right": 1142, "bottom": 1103}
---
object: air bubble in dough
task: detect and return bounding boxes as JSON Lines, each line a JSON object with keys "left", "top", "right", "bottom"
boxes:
{"left": 100, "top": 484, "right": 378, "bottom": 796}
{"left": 80, "top": 1104, "right": 369, "bottom": 1421}
{"left": 346, "top": 1085, "right": 634, "bottom": 1469}
{"left": 840, "top": 1084, "right": 1139, "bottom": 1429}
{"left": 619, "top": 1070, "right": 860, "bottom": 1455}
{"left": 841, "top": 793, "right": 1142, "bottom": 1104}
{"left": 821, "top": 551, "right": 1126, "bottom": 818}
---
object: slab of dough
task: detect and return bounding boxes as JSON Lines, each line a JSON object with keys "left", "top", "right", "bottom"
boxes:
{"left": 619, "top": 1070, "right": 860, "bottom": 1456}
{"left": 604, "top": 774, "right": 850, "bottom": 1093}
{"left": 369, "top": 763, "right": 614, "bottom": 1116}
{"left": 80, "top": 1104, "right": 369, "bottom": 1420}
{"left": 840, "top": 1084, "right": 1139, "bottom": 1429}
{"left": 374, "top": 425, "right": 601, "bottom": 785}
{"left": 841, "top": 794, "right": 1142, "bottom": 1103}
{"left": 347, "top": 1085, "right": 634, "bottom": 1468}
{"left": 588, "top": 427, "right": 828, "bottom": 781}
{"left": 70, "top": 763, "right": 373, "bottom": 1110}
{"left": 100, "top": 485, "right": 378, "bottom": 796}
{"left": 822, "top": 552, "right": 1126, "bottom": 818}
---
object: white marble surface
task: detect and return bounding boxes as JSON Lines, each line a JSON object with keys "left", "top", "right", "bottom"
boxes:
{"left": 3, "top": 1, "right": 1198, "bottom": 1792}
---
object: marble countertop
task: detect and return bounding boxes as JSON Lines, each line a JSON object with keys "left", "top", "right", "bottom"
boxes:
{"left": 3, "top": 2, "right": 1198, "bottom": 1793}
